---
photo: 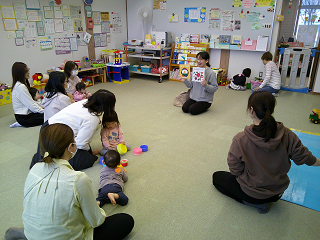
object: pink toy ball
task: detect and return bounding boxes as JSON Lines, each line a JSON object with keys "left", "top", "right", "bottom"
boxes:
{"left": 133, "top": 148, "right": 142, "bottom": 155}
{"left": 140, "top": 145, "right": 148, "bottom": 152}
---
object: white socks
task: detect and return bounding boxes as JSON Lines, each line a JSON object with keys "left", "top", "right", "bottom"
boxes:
{"left": 9, "top": 122, "right": 22, "bottom": 128}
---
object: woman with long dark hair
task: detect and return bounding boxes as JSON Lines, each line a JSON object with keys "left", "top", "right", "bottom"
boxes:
{"left": 10, "top": 62, "right": 44, "bottom": 127}
{"left": 212, "top": 91, "right": 320, "bottom": 213}
{"left": 31, "top": 89, "right": 116, "bottom": 171}
{"left": 41, "top": 71, "right": 73, "bottom": 122}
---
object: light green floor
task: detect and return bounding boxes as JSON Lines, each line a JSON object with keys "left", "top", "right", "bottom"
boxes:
{"left": 1, "top": 76, "right": 320, "bottom": 239}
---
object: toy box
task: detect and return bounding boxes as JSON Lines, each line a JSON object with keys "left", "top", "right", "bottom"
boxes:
{"left": 0, "top": 88, "right": 12, "bottom": 105}
{"left": 141, "top": 65, "right": 151, "bottom": 73}
{"left": 129, "top": 65, "right": 139, "bottom": 71}
{"left": 250, "top": 80, "right": 262, "bottom": 90}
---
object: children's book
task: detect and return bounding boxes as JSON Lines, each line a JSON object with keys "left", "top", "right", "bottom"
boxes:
{"left": 190, "top": 34, "right": 200, "bottom": 44}
{"left": 187, "top": 57, "right": 196, "bottom": 66}
{"left": 200, "top": 34, "right": 211, "bottom": 44}
{"left": 219, "top": 35, "right": 231, "bottom": 44}
{"left": 232, "top": 35, "right": 242, "bottom": 44}
{"left": 181, "top": 33, "right": 190, "bottom": 42}
{"left": 192, "top": 67, "right": 205, "bottom": 82}
{"left": 210, "top": 35, "right": 219, "bottom": 48}
{"left": 179, "top": 64, "right": 191, "bottom": 79}
{"left": 178, "top": 53, "right": 188, "bottom": 64}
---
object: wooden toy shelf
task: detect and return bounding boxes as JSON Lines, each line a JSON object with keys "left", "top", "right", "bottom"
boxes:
{"left": 169, "top": 43, "right": 209, "bottom": 82}
{"left": 124, "top": 45, "right": 172, "bottom": 83}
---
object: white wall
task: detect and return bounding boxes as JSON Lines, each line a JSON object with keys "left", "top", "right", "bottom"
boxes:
{"left": 0, "top": 0, "right": 127, "bottom": 85}
{"left": 313, "top": 61, "right": 320, "bottom": 93}
{"left": 127, "top": 0, "right": 283, "bottom": 79}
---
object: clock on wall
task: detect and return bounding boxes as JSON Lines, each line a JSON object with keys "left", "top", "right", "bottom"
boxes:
{"left": 84, "top": 0, "right": 93, "bottom": 5}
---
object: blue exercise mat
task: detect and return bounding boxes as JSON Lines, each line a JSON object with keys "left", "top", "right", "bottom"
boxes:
{"left": 281, "top": 129, "right": 320, "bottom": 212}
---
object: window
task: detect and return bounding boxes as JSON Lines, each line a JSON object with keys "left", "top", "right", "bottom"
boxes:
{"left": 296, "top": 0, "right": 320, "bottom": 47}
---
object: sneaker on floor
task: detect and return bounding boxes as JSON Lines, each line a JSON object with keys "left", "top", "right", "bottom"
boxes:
{"left": 272, "top": 93, "right": 279, "bottom": 97}
{"left": 9, "top": 122, "right": 22, "bottom": 128}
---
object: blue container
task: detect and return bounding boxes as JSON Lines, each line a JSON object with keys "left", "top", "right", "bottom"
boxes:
{"left": 140, "top": 145, "right": 148, "bottom": 152}
{"left": 129, "top": 65, "right": 139, "bottom": 71}
{"left": 141, "top": 66, "right": 151, "bottom": 73}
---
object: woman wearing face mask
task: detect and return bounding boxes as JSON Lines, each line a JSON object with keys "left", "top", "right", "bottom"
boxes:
{"left": 41, "top": 71, "right": 73, "bottom": 122}
{"left": 31, "top": 89, "right": 116, "bottom": 171}
{"left": 5, "top": 123, "right": 134, "bottom": 240}
{"left": 64, "top": 61, "right": 81, "bottom": 94}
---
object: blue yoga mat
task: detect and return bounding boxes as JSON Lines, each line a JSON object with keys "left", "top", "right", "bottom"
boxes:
{"left": 281, "top": 129, "right": 320, "bottom": 212}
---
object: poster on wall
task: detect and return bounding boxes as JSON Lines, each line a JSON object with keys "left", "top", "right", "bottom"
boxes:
{"left": 93, "top": 11, "right": 100, "bottom": 25}
{"left": 221, "top": 10, "right": 234, "bottom": 31}
{"left": 70, "top": 6, "right": 82, "bottom": 19}
{"left": 25, "top": 22, "right": 37, "bottom": 38}
{"left": 76, "top": 32, "right": 86, "bottom": 46}
{"left": 26, "top": 38, "right": 37, "bottom": 47}
{"left": 44, "top": 19, "right": 55, "bottom": 34}
{"left": 111, "top": 12, "right": 122, "bottom": 33}
{"left": 15, "top": 38, "right": 24, "bottom": 46}
{"left": 184, "top": 7, "right": 206, "bottom": 22}
{"left": 1, "top": 6, "right": 16, "bottom": 19}
{"left": 101, "top": 12, "right": 109, "bottom": 21}
{"left": 63, "top": 17, "right": 72, "bottom": 30}
{"left": 3, "top": 19, "right": 18, "bottom": 31}
{"left": 254, "top": 0, "right": 274, "bottom": 7}
{"left": 39, "top": 38, "right": 53, "bottom": 49}
{"left": 26, "top": 0, "right": 40, "bottom": 10}
{"left": 101, "top": 21, "right": 110, "bottom": 33}
{"left": 94, "top": 33, "right": 107, "bottom": 47}
{"left": 232, "top": 0, "right": 242, "bottom": 7}
{"left": 247, "top": 12, "right": 260, "bottom": 22}
{"left": 13, "top": 3, "right": 27, "bottom": 19}
{"left": 54, "top": 19, "right": 63, "bottom": 32}
{"left": 242, "top": 0, "right": 253, "bottom": 9}
{"left": 27, "top": 11, "right": 39, "bottom": 21}
{"left": 17, "top": 19, "right": 28, "bottom": 30}
{"left": 70, "top": 37, "right": 78, "bottom": 51}
{"left": 54, "top": 37, "right": 71, "bottom": 54}
{"left": 43, "top": 6, "right": 54, "bottom": 19}
{"left": 36, "top": 21, "right": 45, "bottom": 36}
{"left": 73, "top": 18, "right": 83, "bottom": 32}
{"left": 54, "top": 6, "right": 63, "bottom": 18}
{"left": 62, "top": 5, "right": 70, "bottom": 17}
{"left": 16, "top": 30, "right": 24, "bottom": 38}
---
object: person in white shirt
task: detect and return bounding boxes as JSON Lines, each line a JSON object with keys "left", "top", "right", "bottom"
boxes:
{"left": 253, "top": 52, "right": 281, "bottom": 96}
{"left": 64, "top": 61, "right": 81, "bottom": 94}
{"left": 31, "top": 89, "right": 116, "bottom": 171}
{"left": 10, "top": 62, "right": 44, "bottom": 128}
{"left": 5, "top": 123, "right": 134, "bottom": 240}
{"left": 41, "top": 71, "right": 73, "bottom": 122}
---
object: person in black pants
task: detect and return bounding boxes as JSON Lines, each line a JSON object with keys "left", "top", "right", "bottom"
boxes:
{"left": 5, "top": 123, "right": 134, "bottom": 240}
{"left": 30, "top": 89, "right": 117, "bottom": 171}
{"left": 212, "top": 91, "right": 320, "bottom": 214}
{"left": 10, "top": 62, "right": 44, "bottom": 128}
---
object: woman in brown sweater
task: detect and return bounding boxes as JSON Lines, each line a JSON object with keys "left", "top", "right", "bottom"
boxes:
{"left": 212, "top": 91, "right": 320, "bottom": 213}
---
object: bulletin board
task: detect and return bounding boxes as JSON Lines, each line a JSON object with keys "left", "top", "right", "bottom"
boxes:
{"left": 152, "top": 0, "right": 276, "bottom": 48}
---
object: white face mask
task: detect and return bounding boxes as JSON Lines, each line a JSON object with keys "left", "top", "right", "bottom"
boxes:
{"left": 70, "top": 149, "right": 77, "bottom": 159}
{"left": 71, "top": 70, "right": 78, "bottom": 76}
{"left": 69, "top": 143, "right": 77, "bottom": 159}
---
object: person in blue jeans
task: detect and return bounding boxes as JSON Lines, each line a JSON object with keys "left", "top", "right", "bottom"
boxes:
{"left": 97, "top": 150, "right": 129, "bottom": 207}
{"left": 253, "top": 52, "right": 281, "bottom": 97}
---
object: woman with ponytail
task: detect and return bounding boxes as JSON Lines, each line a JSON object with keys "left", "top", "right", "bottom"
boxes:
{"left": 212, "top": 91, "right": 320, "bottom": 214}
{"left": 5, "top": 123, "right": 134, "bottom": 240}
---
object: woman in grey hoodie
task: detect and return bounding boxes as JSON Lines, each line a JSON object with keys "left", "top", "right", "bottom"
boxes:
{"left": 42, "top": 71, "right": 73, "bottom": 122}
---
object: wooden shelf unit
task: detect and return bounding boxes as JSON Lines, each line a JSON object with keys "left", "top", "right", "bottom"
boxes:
{"left": 169, "top": 43, "right": 209, "bottom": 82}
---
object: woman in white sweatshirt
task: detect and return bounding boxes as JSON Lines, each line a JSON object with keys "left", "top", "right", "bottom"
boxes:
{"left": 31, "top": 89, "right": 116, "bottom": 171}
{"left": 41, "top": 71, "right": 72, "bottom": 122}
{"left": 11, "top": 62, "right": 44, "bottom": 127}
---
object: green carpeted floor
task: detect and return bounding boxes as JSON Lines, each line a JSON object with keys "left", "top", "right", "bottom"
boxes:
{"left": 1, "top": 75, "right": 320, "bottom": 239}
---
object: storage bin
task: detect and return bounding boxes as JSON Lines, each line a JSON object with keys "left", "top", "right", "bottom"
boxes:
{"left": 129, "top": 65, "right": 139, "bottom": 71}
{"left": 92, "top": 63, "right": 105, "bottom": 68}
{"left": 141, "top": 65, "right": 151, "bottom": 73}
{"left": 250, "top": 80, "right": 262, "bottom": 90}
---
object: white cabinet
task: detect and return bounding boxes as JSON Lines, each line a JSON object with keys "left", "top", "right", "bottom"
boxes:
{"left": 124, "top": 46, "right": 171, "bottom": 83}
